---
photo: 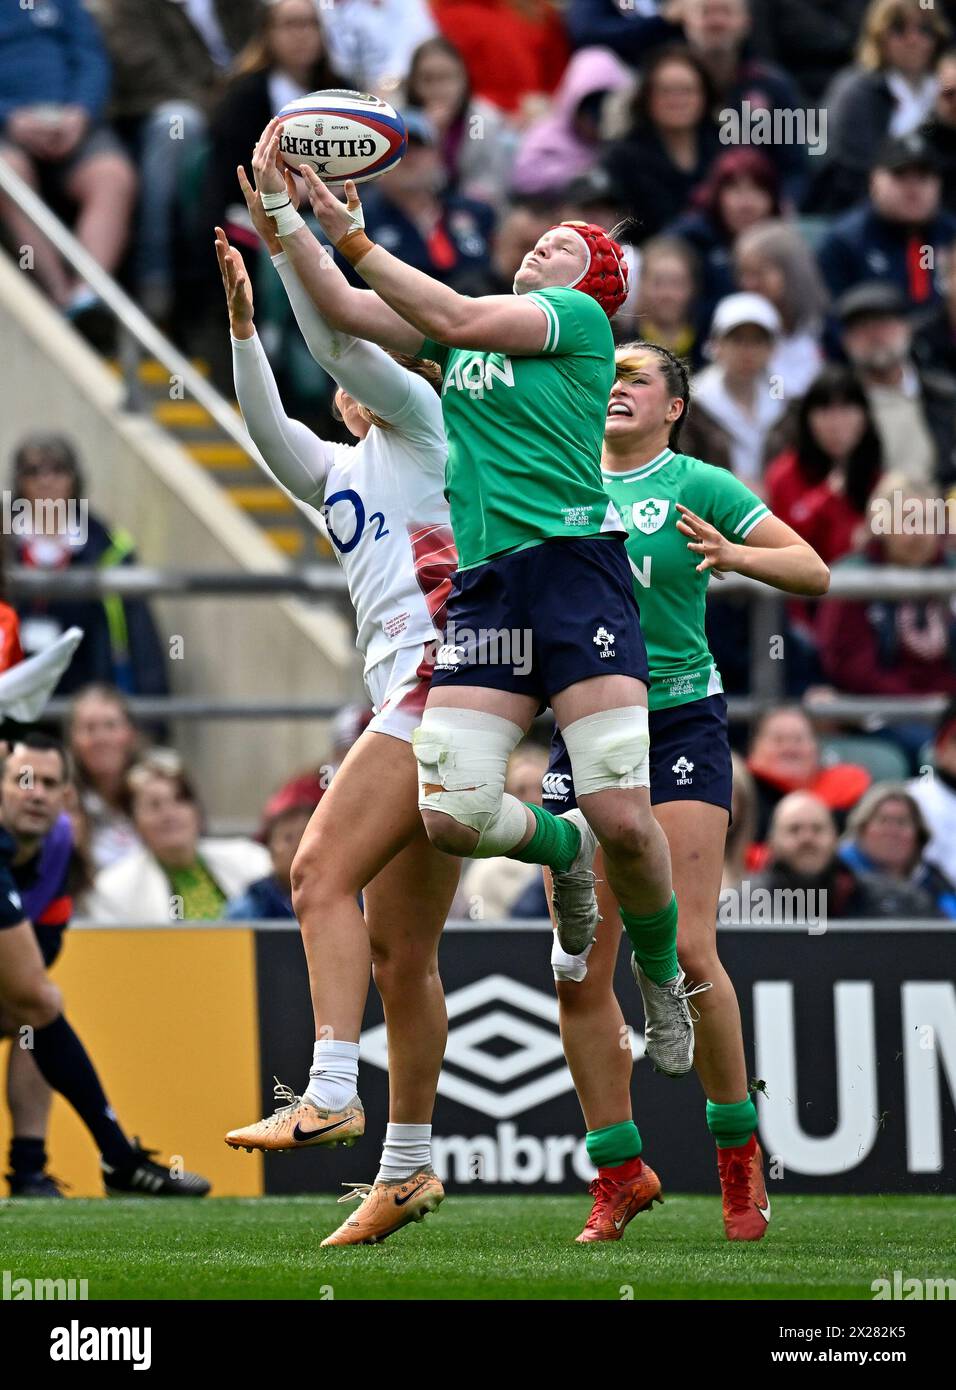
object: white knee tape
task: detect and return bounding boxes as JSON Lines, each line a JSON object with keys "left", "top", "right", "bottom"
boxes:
{"left": 562, "top": 705, "right": 650, "bottom": 796}
{"left": 412, "top": 708, "right": 526, "bottom": 852}
{"left": 551, "top": 935, "right": 593, "bottom": 983}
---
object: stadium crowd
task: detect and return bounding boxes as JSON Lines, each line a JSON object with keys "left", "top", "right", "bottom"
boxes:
{"left": 2, "top": 0, "right": 956, "bottom": 923}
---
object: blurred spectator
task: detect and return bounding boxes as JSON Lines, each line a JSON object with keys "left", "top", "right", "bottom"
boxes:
{"left": 816, "top": 0, "right": 950, "bottom": 211}
{"left": 816, "top": 133, "right": 956, "bottom": 310}
{"left": 85, "top": 750, "right": 270, "bottom": 922}
{"left": 634, "top": 235, "right": 703, "bottom": 366}
{"left": 271, "top": 702, "right": 373, "bottom": 809}
{"left": 667, "top": 148, "right": 780, "bottom": 328}
{"left": 9, "top": 435, "right": 169, "bottom": 698}
{"left": 67, "top": 683, "right": 143, "bottom": 872}
{"left": 203, "top": 0, "right": 346, "bottom": 251}
{"left": 433, "top": 0, "right": 569, "bottom": 120}
{"left": 0, "top": 0, "right": 136, "bottom": 337}
{"left": 322, "top": 0, "right": 437, "bottom": 94}
{"left": 679, "top": 0, "right": 808, "bottom": 204}
{"left": 908, "top": 698, "right": 956, "bottom": 880}
{"left": 734, "top": 221, "right": 827, "bottom": 397}
{"left": 565, "top": 0, "right": 684, "bottom": 66}
{"left": 817, "top": 481, "right": 956, "bottom": 725}
{"left": 921, "top": 48, "right": 956, "bottom": 211}
{"left": 97, "top": 0, "right": 260, "bottom": 322}
{"left": 750, "top": 790, "right": 938, "bottom": 919}
{"left": 512, "top": 45, "right": 632, "bottom": 200}
{"left": 912, "top": 244, "right": 956, "bottom": 381}
{"left": 841, "top": 783, "right": 956, "bottom": 916}
{"left": 692, "top": 292, "right": 788, "bottom": 483}
{"left": 722, "top": 750, "right": 757, "bottom": 890}
{"left": 747, "top": 706, "right": 871, "bottom": 841}
{"left": 340, "top": 110, "right": 494, "bottom": 291}
{"left": 224, "top": 795, "right": 316, "bottom": 921}
{"left": 405, "top": 37, "right": 517, "bottom": 207}
{"left": 836, "top": 282, "right": 956, "bottom": 486}
{"left": 600, "top": 46, "right": 720, "bottom": 242}
{"left": 462, "top": 743, "right": 550, "bottom": 919}
{"left": 748, "top": 0, "right": 870, "bottom": 103}
{"left": 765, "top": 366, "right": 883, "bottom": 565}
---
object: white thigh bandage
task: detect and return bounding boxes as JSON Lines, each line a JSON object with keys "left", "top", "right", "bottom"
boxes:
{"left": 412, "top": 708, "right": 527, "bottom": 855}
{"left": 551, "top": 936, "right": 594, "bottom": 983}
{"left": 562, "top": 705, "right": 650, "bottom": 796}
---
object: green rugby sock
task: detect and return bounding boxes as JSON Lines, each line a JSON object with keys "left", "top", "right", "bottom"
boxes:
{"left": 621, "top": 892, "right": 679, "bottom": 985}
{"left": 706, "top": 1097, "right": 758, "bottom": 1149}
{"left": 510, "top": 802, "right": 580, "bottom": 873}
{"left": 586, "top": 1121, "right": 642, "bottom": 1169}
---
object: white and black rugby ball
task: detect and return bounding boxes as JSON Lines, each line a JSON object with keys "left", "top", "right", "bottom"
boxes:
{"left": 275, "top": 89, "right": 407, "bottom": 185}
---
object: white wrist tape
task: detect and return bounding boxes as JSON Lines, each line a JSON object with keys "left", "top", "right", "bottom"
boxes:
{"left": 259, "top": 189, "right": 304, "bottom": 238}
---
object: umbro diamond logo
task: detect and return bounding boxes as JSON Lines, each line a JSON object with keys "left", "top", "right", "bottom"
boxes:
{"left": 361, "top": 976, "right": 644, "bottom": 1118}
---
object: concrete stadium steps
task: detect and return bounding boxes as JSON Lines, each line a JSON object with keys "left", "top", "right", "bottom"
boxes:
{"left": 107, "top": 355, "right": 326, "bottom": 558}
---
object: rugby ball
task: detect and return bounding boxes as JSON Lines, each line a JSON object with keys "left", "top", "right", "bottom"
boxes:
{"left": 275, "top": 89, "right": 406, "bottom": 185}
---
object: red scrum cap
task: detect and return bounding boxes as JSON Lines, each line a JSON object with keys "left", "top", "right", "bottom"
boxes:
{"left": 557, "top": 221, "right": 629, "bottom": 318}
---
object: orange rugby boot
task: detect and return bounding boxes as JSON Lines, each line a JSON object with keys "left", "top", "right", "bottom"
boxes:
{"left": 718, "top": 1135, "right": 771, "bottom": 1240}
{"left": 320, "top": 1167, "right": 444, "bottom": 1246}
{"left": 225, "top": 1079, "right": 364, "bottom": 1153}
{"left": 575, "top": 1156, "right": 663, "bottom": 1243}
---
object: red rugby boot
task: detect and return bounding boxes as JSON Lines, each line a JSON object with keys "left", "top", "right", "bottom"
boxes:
{"left": 718, "top": 1134, "right": 770, "bottom": 1241}
{"left": 575, "top": 1156, "right": 663, "bottom": 1243}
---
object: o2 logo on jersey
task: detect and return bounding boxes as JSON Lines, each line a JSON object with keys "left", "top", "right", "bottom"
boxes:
{"left": 322, "top": 489, "right": 388, "bottom": 554}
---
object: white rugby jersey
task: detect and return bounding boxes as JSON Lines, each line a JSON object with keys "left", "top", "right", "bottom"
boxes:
{"left": 232, "top": 255, "right": 456, "bottom": 677}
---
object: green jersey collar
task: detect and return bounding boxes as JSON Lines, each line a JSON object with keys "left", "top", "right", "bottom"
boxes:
{"left": 602, "top": 448, "right": 675, "bottom": 483}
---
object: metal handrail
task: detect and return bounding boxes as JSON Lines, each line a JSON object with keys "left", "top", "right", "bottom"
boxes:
{"left": 0, "top": 153, "right": 333, "bottom": 547}
{"left": 0, "top": 154, "right": 255, "bottom": 454}
{"left": 5, "top": 563, "right": 956, "bottom": 600}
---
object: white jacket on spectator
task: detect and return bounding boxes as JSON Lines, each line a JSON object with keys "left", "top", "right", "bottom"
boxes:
{"left": 324, "top": 0, "right": 436, "bottom": 92}
{"left": 83, "top": 838, "right": 271, "bottom": 924}
{"left": 908, "top": 774, "right": 956, "bottom": 880}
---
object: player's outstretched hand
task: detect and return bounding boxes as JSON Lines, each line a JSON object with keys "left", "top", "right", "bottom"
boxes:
{"left": 675, "top": 504, "right": 734, "bottom": 579}
{"left": 214, "top": 227, "right": 254, "bottom": 338}
{"left": 298, "top": 169, "right": 365, "bottom": 245}
{"left": 237, "top": 163, "right": 299, "bottom": 255}
{"left": 251, "top": 116, "right": 288, "bottom": 196}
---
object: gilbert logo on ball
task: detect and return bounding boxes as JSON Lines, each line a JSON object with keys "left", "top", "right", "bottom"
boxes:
{"left": 276, "top": 89, "right": 407, "bottom": 185}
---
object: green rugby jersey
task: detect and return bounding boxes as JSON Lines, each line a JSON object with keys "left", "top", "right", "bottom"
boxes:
{"left": 421, "top": 286, "right": 624, "bottom": 570}
{"left": 605, "top": 448, "right": 771, "bottom": 710}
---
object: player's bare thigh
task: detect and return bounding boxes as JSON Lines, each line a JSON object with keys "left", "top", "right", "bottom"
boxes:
{"left": 291, "top": 729, "right": 427, "bottom": 898}
{"left": 551, "top": 673, "right": 648, "bottom": 728}
{"left": 424, "top": 682, "right": 539, "bottom": 729}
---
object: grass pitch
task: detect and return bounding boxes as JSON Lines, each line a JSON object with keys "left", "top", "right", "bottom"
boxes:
{"left": 2, "top": 1194, "right": 953, "bottom": 1300}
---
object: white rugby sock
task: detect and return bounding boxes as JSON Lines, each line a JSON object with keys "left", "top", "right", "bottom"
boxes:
{"left": 375, "top": 1123, "right": 432, "bottom": 1183}
{"left": 303, "top": 1040, "right": 359, "bottom": 1111}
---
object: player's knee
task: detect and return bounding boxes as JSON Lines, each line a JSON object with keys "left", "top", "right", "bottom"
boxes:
{"left": 413, "top": 708, "right": 524, "bottom": 859}
{"left": 371, "top": 942, "right": 439, "bottom": 998}
{"left": 596, "top": 806, "right": 657, "bottom": 864}
{"left": 420, "top": 808, "right": 477, "bottom": 857}
{"left": 5, "top": 977, "right": 61, "bottom": 1029}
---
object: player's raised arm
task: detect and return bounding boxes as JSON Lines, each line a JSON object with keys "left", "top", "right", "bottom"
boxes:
{"left": 297, "top": 165, "right": 555, "bottom": 354}
{"left": 215, "top": 227, "right": 333, "bottom": 505}
{"left": 246, "top": 119, "right": 424, "bottom": 356}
